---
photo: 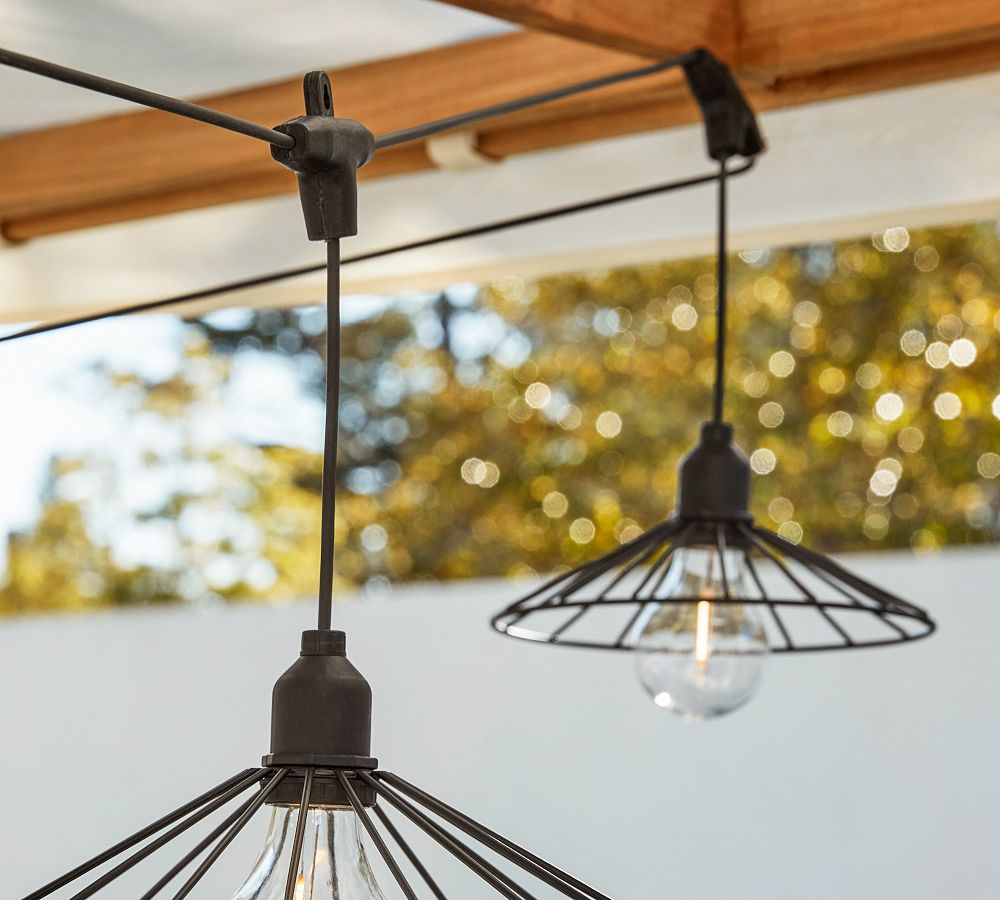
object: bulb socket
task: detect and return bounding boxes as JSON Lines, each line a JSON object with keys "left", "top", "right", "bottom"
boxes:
{"left": 676, "top": 422, "right": 753, "bottom": 522}
{"left": 264, "top": 631, "right": 377, "bottom": 772}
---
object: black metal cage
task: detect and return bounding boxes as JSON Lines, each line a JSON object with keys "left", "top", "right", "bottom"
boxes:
{"left": 24, "top": 765, "right": 612, "bottom": 900}
{"left": 493, "top": 516, "right": 936, "bottom": 654}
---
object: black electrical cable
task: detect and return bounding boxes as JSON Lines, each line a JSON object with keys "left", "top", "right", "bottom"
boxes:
{"left": 373, "top": 52, "right": 696, "bottom": 149}
{"left": 0, "top": 45, "right": 696, "bottom": 154}
{"left": 0, "top": 46, "right": 295, "bottom": 149}
{"left": 0, "top": 158, "right": 754, "bottom": 345}
{"left": 712, "top": 159, "right": 728, "bottom": 425}
{"left": 317, "top": 240, "right": 340, "bottom": 629}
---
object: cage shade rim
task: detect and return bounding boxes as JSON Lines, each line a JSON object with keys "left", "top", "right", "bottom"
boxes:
{"left": 492, "top": 515, "right": 936, "bottom": 654}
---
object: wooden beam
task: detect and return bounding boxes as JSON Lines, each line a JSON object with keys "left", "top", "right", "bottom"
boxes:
{"left": 739, "top": 0, "right": 1000, "bottom": 77}
{"left": 0, "top": 32, "right": 687, "bottom": 241}
{"left": 6, "top": 0, "right": 1000, "bottom": 241}
{"left": 440, "top": 0, "right": 737, "bottom": 60}
{"left": 761, "top": 34, "right": 1000, "bottom": 106}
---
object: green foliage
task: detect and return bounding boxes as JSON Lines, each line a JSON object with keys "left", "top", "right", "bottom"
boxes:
{"left": 2, "top": 221, "right": 999, "bottom": 615}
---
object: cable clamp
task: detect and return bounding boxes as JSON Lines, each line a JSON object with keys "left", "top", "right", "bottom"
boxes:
{"left": 272, "top": 71, "right": 375, "bottom": 242}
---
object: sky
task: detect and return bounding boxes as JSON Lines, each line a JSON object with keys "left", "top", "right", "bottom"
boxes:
{"left": 0, "top": 289, "right": 481, "bottom": 571}
{"left": 0, "top": 310, "right": 324, "bottom": 561}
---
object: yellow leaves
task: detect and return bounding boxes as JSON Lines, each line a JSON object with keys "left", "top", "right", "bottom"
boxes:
{"left": 7, "top": 219, "right": 1000, "bottom": 617}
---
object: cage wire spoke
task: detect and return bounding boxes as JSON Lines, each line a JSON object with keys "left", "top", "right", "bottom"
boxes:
{"left": 20, "top": 768, "right": 261, "bottom": 900}
{"left": 359, "top": 772, "right": 537, "bottom": 900}
{"left": 169, "top": 768, "right": 289, "bottom": 900}
{"left": 140, "top": 792, "right": 262, "bottom": 900}
{"left": 281, "top": 768, "right": 315, "bottom": 900}
{"left": 372, "top": 803, "right": 450, "bottom": 900}
{"left": 632, "top": 523, "right": 697, "bottom": 603}
{"left": 525, "top": 522, "right": 670, "bottom": 608}
{"left": 54, "top": 769, "right": 271, "bottom": 900}
{"left": 764, "top": 533, "right": 912, "bottom": 638}
{"left": 764, "top": 528, "right": 928, "bottom": 619}
{"left": 613, "top": 601, "right": 651, "bottom": 648}
{"left": 626, "top": 530, "right": 686, "bottom": 601}
{"left": 377, "top": 772, "right": 612, "bottom": 900}
{"left": 636, "top": 522, "right": 698, "bottom": 601}
{"left": 753, "top": 525, "right": 917, "bottom": 642}
{"left": 337, "top": 772, "right": 420, "bottom": 900}
{"left": 739, "top": 524, "right": 855, "bottom": 646}
{"left": 496, "top": 515, "right": 933, "bottom": 653}
{"left": 742, "top": 550, "right": 795, "bottom": 650}
{"left": 549, "top": 604, "right": 593, "bottom": 641}
{"left": 557, "top": 519, "right": 682, "bottom": 600}
{"left": 715, "top": 524, "right": 733, "bottom": 600}
{"left": 594, "top": 536, "right": 667, "bottom": 601}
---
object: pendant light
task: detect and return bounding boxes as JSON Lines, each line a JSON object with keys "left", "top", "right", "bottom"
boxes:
{"left": 14, "top": 67, "right": 618, "bottom": 900}
{"left": 491, "top": 96, "right": 936, "bottom": 721}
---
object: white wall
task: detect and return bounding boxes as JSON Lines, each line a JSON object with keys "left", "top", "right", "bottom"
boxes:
{"left": 2, "top": 546, "right": 997, "bottom": 899}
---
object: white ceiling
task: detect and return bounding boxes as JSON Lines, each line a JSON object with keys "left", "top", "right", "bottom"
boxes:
{"left": 2, "top": 2, "right": 999, "bottom": 325}
{"left": 0, "top": 0, "right": 512, "bottom": 135}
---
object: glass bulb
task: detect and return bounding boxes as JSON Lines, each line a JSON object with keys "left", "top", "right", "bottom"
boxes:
{"left": 634, "top": 544, "right": 768, "bottom": 720}
{"left": 232, "top": 805, "right": 386, "bottom": 900}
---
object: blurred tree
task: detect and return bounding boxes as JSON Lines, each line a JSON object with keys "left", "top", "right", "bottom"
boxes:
{"left": 2, "top": 220, "right": 1000, "bottom": 615}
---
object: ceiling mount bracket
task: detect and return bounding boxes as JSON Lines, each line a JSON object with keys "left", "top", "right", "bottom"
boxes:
{"left": 683, "top": 49, "right": 765, "bottom": 161}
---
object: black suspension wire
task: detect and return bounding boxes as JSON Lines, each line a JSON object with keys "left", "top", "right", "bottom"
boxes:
{"left": 317, "top": 240, "right": 341, "bottom": 629}
{"left": 712, "top": 159, "right": 728, "bottom": 425}
{"left": 0, "top": 47, "right": 294, "bottom": 149}
{"left": 0, "top": 45, "right": 695, "bottom": 156}
{"left": 373, "top": 52, "right": 696, "bottom": 149}
{"left": 0, "top": 160, "right": 754, "bottom": 346}
{"left": 0, "top": 40, "right": 754, "bottom": 631}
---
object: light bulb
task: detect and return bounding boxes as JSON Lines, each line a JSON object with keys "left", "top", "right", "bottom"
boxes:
{"left": 634, "top": 543, "right": 768, "bottom": 720}
{"left": 233, "top": 804, "right": 386, "bottom": 900}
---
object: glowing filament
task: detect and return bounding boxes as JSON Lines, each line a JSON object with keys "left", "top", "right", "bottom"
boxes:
{"left": 294, "top": 874, "right": 306, "bottom": 900}
{"left": 695, "top": 600, "right": 712, "bottom": 665}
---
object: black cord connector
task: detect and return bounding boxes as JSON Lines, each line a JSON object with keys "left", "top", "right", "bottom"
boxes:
{"left": 271, "top": 72, "right": 375, "bottom": 242}
{"left": 683, "top": 49, "right": 765, "bottom": 161}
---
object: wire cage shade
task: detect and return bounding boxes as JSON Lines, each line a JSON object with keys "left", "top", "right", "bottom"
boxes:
{"left": 492, "top": 517, "right": 936, "bottom": 654}
{"left": 23, "top": 765, "right": 611, "bottom": 900}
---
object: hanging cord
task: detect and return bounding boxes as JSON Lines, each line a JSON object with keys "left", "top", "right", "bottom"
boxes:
{"left": 712, "top": 159, "right": 728, "bottom": 425}
{"left": 0, "top": 159, "right": 755, "bottom": 346}
{"left": 317, "top": 240, "right": 340, "bottom": 629}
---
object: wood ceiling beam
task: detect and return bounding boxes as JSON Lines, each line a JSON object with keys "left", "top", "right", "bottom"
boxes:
{"left": 5, "top": 0, "right": 1000, "bottom": 241}
{"left": 439, "top": 0, "right": 738, "bottom": 61}
{"left": 738, "top": 0, "right": 1000, "bottom": 77}
{"left": 0, "top": 31, "right": 684, "bottom": 241}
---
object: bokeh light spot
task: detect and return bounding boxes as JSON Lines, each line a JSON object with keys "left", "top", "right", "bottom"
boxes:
{"left": 759, "top": 401, "right": 785, "bottom": 428}
{"left": 596, "top": 410, "right": 623, "bottom": 438}
{"left": 569, "top": 518, "right": 596, "bottom": 544}
{"left": 933, "top": 392, "right": 962, "bottom": 420}
{"left": 769, "top": 351, "right": 795, "bottom": 377}
{"left": 899, "top": 330, "right": 926, "bottom": 356}
{"left": 827, "top": 411, "right": 854, "bottom": 437}
{"left": 750, "top": 448, "right": 776, "bottom": 474}
{"left": 977, "top": 453, "right": 1000, "bottom": 479}
{"left": 874, "top": 392, "right": 904, "bottom": 422}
